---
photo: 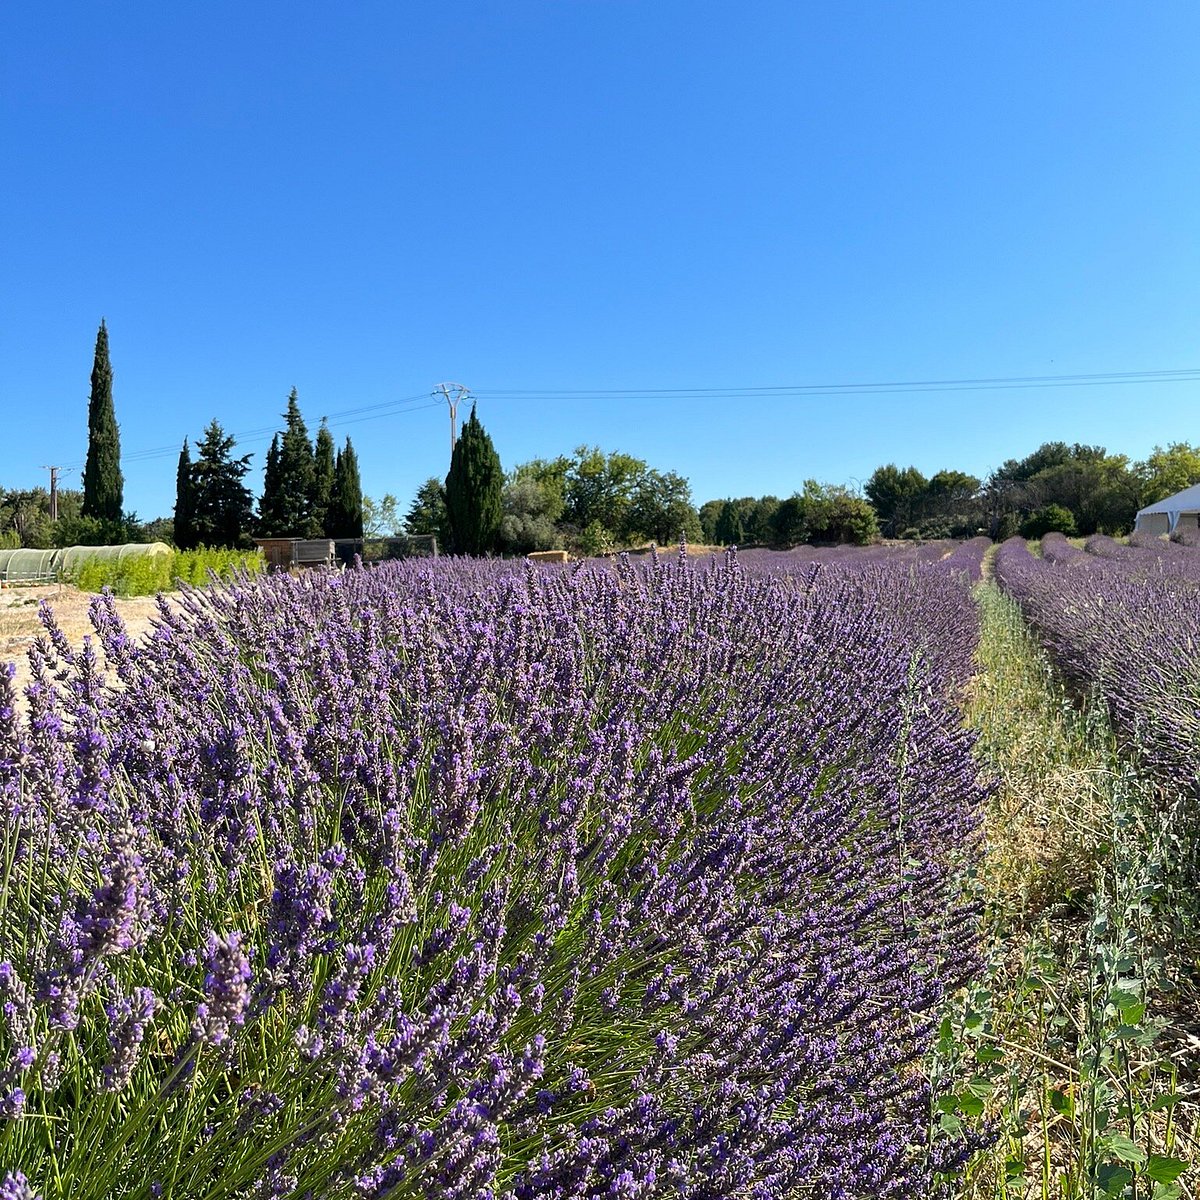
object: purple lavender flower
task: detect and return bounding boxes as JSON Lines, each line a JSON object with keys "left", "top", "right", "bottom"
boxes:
{"left": 0, "top": 1172, "right": 40, "bottom": 1200}
{"left": 0, "top": 545, "right": 995, "bottom": 1193}
{"left": 103, "top": 986, "right": 158, "bottom": 1090}
{"left": 193, "top": 931, "right": 252, "bottom": 1046}
{"left": 71, "top": 831, "right": 152, "bottom": 963}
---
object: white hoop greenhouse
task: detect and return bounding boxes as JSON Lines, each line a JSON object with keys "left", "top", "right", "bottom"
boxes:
{"left": 0, "top": 543, "right": 172, "bottom": 584}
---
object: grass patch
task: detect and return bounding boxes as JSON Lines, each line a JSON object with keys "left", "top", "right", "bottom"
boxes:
{"left": 934, "top": 581, "right": 1199, "bottom": 1199}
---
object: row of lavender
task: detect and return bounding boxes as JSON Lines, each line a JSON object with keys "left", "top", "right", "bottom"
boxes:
{"left": 1, "top": 546, "right": 987, "bottom": 1198}
{"left": 994, "top": 533, "right": 1200, "bottom": 794}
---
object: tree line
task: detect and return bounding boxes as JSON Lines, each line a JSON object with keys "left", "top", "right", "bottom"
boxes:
{"left": 7, "top": 322, "right": 1200, "bottom": 554}
{"left": 697, "top": 484, "right": 879, "bottom": 548}
{"left": 402, "top": 426, "right": 711, "bottom": 556}
{"left": 862, "top": 441, "right": 1200, "bottom": 541}
{"left": 173, "top": 391, "right": 365, "bottom": 550}
{"left": 1, "top": 325, "right": 366, "bottom": 552}
{"left": 695, "top": 444, "right": 1200, "bottom": 549}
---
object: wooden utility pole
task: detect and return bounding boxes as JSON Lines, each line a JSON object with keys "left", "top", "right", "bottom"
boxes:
{"left": 40, "top": 465, "right": 66, "bottom": 522}
{"left": 433, "top": 383, "right": 472, "bottom": 459}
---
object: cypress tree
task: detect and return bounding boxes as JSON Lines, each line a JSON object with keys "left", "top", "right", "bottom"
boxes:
{"left": 258, "top": 434, "right": 283, "bottom": 534}
{"left": 312, "top": 419, "right": 336, "bottom": 534}
{"left": 81, "top": 320, "right": 124, "bottom": 525}
{"left": 276, "top": 389, "right": 318, "bottom": 536}
{"left": 327, "top": 438, "right": 363, "bottom": 538}
{"left": 444, "top": 404, "right": 503, "bottom": 554}
{"left": 174, "top": 440, "right": 196, "bottom": 550}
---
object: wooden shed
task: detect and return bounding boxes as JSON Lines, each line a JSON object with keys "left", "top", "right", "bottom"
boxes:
{"left": 254, "top": 538, "right": 336, "bottom": 572}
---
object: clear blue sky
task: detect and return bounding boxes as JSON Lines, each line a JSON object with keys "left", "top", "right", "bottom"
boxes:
{"left": 3, "top": 1, "right": 1199, "bottom": 519}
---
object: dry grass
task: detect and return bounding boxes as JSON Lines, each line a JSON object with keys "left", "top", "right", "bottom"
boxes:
{"left": 942, "top": 581, "right": 1199, "bottom": 1199}
{"left": 622, "top": 542, "right": 728, "bottom": 557}
{"left": 964, "top": 586, "right": 1112, "bottom": 923}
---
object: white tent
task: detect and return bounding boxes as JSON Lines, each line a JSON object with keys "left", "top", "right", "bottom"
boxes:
{"left": 1133, "top": 482, "right": 1200, "bottom": 535}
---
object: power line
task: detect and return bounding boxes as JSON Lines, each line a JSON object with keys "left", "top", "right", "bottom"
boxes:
{"left": 476, "top": 366, "right": 1200, "bottom": 400}
{"left": 61, "top": 392, "right": 438, "bottom": 471}
{"left": 54, "top": 363, "right": 1200, "bottom": 475}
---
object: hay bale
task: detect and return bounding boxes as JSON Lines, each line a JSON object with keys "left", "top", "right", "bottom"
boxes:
{"left": 527, "top": 549, "right": 570, "bottom": 564}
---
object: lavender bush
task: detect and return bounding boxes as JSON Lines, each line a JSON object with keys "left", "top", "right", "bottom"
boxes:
{"left": 0, "top": 548, "right": 988, "bottom": 1197}
{"left": 994, "top": 536, "right": 1200, "bottom": 794}
{"left": 1081, "top": 531, "right": 1200, "bottom": 588}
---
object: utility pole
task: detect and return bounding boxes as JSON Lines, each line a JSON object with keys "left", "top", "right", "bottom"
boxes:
{"left": 433, "top": 383, "right": 471, "bottom": 459}
{"left": 40, "top": 465, "right": 67, "bottom": 522}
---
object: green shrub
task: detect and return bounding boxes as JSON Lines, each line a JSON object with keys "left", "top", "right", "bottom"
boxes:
{"left": 994, "top": 512, "right": 1021, "bottom": 541}
{"left": 65, "top": 548, "right": 262, "bottom": 596}
{"left": 1020, "top": 503, "right": 1076, "bottom": 539}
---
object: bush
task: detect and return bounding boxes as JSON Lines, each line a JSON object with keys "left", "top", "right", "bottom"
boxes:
{"left": 67, "top": 548, "right": 263, "bottom": 596}
{"left": 1020, "top": 503, "right": 1077, "bottom": 539}
{"left": 499, "top": 477, "right": 561, "bottom": 554}
{"left": 994, "top": 512, "right": 1021, "bottom": 541}
{"left": 577, "top": 520, "right": 615, "bottom": 556}
{"left": 0, "top": 553, "right": 986, "bottom": 1196}
{"left": 768, "top": 484, "right": 879, "bottom": 548}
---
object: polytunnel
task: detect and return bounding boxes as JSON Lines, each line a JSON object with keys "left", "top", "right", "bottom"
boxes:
{"left": 0, "top": 542, "right": 172, "bottom": 584}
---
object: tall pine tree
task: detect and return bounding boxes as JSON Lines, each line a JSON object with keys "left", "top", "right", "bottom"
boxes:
{"left": 405, "top": 477, "right": 447, "bottom": 538}
{"left": 312, "top": 419, "right": 336, "bottom": 534}
{"left": 174, "top": 440, "right": 196, "bottom": 550}
{"left": 258, "top": 434, "right": 283, "bottom": 535}
{"left": 276, "top": 389, "right": 318, "bottom": 536}
{"left": 81, "top": 320, "right": 124, "bottom": 525}
{"left": 444, "top": 404, "right": 502, "bottom": 554}
{"left": 326, "top": 438, "right": 363, "bottom": 538}
{"left": 191, "top": 420, "right": 255, "bottom": 548}
{"left": 257, "top": 391, "right": 319, "bottom": 536}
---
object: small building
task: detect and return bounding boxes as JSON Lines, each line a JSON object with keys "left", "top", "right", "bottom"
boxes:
{"left": 255, "top": 536, "right": 439, "bottom": 571}
{"left": 254, "top": 538, "right": 336, "bottom": 572}
{"left": 1133, "top": 484, "right": 1200, "bottom": 536}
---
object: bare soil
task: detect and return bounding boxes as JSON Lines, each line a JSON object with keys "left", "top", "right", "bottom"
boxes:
{"left": 0, "top": 584, "right": 168, "bottom": 699}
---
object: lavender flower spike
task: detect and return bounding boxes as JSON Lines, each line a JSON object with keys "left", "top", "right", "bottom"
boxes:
{"left": 193, "top": 931, "right": 252, "bottom": 1046}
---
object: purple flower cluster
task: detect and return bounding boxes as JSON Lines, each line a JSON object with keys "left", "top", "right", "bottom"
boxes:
{"left": 0, "top": 548, "right": 988, "bottom": 1196}
{"left": 0, "top": 1172, "right": 40, "bottom": 1200}
{"left": 192, "top": 931, "right": 251, "bottom": 1046}
{"left": 103, "top": 985, "right": 157, "bottom": 1091}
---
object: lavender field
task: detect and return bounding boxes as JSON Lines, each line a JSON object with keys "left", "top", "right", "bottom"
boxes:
{"left": 996, "top": 532, "right": 1200, "bottom": 794}
{"left": 0, "top": 538, "right": 1196, "bottom": 1199}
